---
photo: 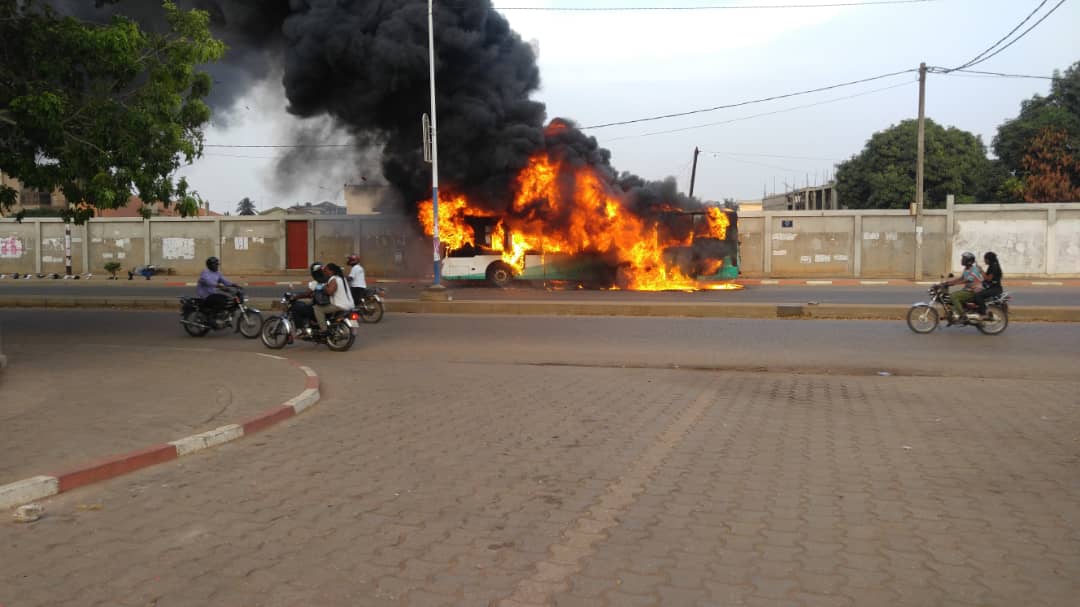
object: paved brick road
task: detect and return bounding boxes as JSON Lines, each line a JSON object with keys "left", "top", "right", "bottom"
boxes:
{"left": 3, "top": 358, "right": 1077, "bottom": 606}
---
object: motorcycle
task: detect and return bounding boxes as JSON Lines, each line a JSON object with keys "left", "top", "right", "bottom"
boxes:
{"left": 179, "top": 285, "right": 262, "bottom": 338}
{"left": 260, "top": 291, "right": 359, "bottom": 352}
{"left": 906, "top": 279, "right": 1010, "bottom": 335}
{"left": 355, "top": 286, "right": 386, "bottom": 323}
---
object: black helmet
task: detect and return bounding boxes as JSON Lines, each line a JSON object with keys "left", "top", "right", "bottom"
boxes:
{"left": 310, "top": 262, "right": 325, "bottom": 282}
{"left": 960, "top": 252, "right": 975, "bottom": 267}
{"left": 206, "top": 256, "right": 220, "bottom": 271}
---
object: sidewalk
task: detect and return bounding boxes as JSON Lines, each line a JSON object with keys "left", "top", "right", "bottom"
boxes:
{"left": 0, "top": 342, "right": 309, "bottom": 491}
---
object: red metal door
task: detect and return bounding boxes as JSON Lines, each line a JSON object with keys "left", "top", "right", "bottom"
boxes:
{"left": 285, "top": 221, "right": 309, "bottom": 269}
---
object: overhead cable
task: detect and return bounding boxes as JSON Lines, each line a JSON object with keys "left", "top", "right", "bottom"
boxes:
{"left": 604, "top": 79, "right": 916, "bottom": 141}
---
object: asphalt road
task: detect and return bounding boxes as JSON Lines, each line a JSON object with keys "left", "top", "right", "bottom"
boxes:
{"left": 4, "top": 310, "right": 1078, "bottom": 606}
{"left": 1, "top": 280, "right": 1078, "bottom": 306}
{"left": 2, "top": 309, "right": 1077, "bottom": 380}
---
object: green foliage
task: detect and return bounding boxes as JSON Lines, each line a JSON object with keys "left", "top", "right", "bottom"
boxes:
{"left": 0, "top": 1, "right": 224, "bottom": 223}
{"left": 993, "top": 62, "right": 1080, "bottom": 175}
{"left": 835, "top": 119, "right": 1001, "bottom": 209}
{"left": 236, "top": 196, "right": 256, "bottom": 215}
{"left": 104, "top": 261, "right": 122, "bottom": 277}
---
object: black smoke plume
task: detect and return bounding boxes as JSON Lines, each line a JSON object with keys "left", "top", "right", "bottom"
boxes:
{"left": 50, "top": 1, "right": 699, "bottom": 217}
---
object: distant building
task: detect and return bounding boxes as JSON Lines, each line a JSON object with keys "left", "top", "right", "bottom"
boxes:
{"left": 257, "top": 201, "right": 347, "bottom": 216}
{"left": 1, "top": 172, "right": 216, "bottom": 217}
{"left": 761, "top": 182, "right": 838, "bottom": 211}
{"left": 345, "top": 182, "right": 403, "bottom": 215}
{"left": 0, "top": 172, "right": 64, "bottom": 216}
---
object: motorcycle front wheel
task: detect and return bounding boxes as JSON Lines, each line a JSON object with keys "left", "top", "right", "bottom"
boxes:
{"left": 260, "top": 316, "right": 290, "bottom": 349}
{"left": 977, "top": 305, "right": 1008, "bottom": 335}
{"left": 326, "top": 322, "right": 356, "bottom": 352}
{"left": 906, "top": 305, "right": 939, "bottom": 334}
{"left": 182, "top": 311, "right": 210, "bottom": 337}
{"left": 360, "top": 299, "right": 384, "bottom": 323}
{"left": 239, "top": 310, "right": 263, "bottom": 338}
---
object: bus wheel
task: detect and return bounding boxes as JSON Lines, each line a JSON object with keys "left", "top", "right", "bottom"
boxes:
{"left": 487, "top": 262, "right": 515, "bottom": 288}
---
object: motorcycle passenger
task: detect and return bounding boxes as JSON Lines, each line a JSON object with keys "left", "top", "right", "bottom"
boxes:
{"left": 346, "top": 254, "right": 367, "bottom": 305}
{"left": 312, "top": 263, "right": 353, "bottom": 334}
{"left": 941, "top": 252, "right": 983, "bottom": 320}
{"left": 197, "top": 256, "right": 235, "bottom": 318}
{"left": 974, "top": 251, "right": 1003, "bottom": 316}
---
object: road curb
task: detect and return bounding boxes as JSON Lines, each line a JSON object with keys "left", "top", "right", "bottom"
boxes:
{"left": 0, "top": 359, "right": 321, "bottom": 511}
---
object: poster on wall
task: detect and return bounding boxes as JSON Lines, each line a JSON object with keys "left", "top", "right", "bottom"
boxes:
{"left": 0, "top": 237, "right": 25, "bottom": 258}
{"left": 162, "top": 237, "right": 196, "bottom": 260}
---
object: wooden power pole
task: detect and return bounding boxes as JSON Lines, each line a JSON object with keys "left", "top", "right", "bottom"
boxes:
{"left": 688, "top": 146, "right": 700, "bottom": 198}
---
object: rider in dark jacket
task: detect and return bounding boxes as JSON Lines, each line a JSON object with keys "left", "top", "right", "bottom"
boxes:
{"left": 974, "top": 251, "right": 1003, "bottom": 316}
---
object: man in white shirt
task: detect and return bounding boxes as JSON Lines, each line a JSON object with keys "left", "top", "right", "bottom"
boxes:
{"left": 347, "top": 254, "right": 367, "bottom": 304}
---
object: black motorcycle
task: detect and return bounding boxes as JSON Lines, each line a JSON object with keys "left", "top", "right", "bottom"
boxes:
{"left": 179, "top": 285, "right": 262, "bottom": 338}
{"left": 260, "top": 291, "right": 358, "bottom": 352}
{"left": 354, "top": 286, "right": 386, "bottom": 323}
{"left": 907, "top": 281, "right": 1010, "bottom": 335}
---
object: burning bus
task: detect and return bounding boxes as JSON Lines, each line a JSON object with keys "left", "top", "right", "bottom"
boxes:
{"left": 418, "top": 154, "right": 741, "bottom": 291}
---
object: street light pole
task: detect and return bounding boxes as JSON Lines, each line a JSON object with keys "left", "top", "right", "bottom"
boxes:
{"left": 427, "top": 0, "right": 441, "bottom": 286}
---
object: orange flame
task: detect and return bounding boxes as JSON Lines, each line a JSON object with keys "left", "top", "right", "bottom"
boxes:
{"left": 418, "top": 152, "right": 739, "bottom": 291}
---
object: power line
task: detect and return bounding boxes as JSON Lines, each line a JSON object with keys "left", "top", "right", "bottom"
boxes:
{"left": 935, "top": 68, "right": 1055, "bottom": 80}
{"left": 940, "top": 0, "right": 1069, "bottom": 72}
{"left": 605, "top": 79, "right": 916, "bottom": 141}
{"left": 700, "top": 150, "right": 843, "bottom": 161}
{"left": 581, "top": 69, "right": 916, "bottom": 130}
{"left": 496, "top": 0, "right": 938, "bottom": 10}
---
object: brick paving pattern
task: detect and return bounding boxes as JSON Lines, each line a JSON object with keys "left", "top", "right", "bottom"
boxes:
{"left": 2, "top": 360, "right": 1078, "bottom": 606}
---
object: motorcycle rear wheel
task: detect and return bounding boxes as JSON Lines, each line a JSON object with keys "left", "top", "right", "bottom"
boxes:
{"left": 326, "top": 322, "right": 355, "bottom": 352}
{"left": 360, "top": 299, "right": 384, "bottom": 323}
{"left": 906, "top": 305, "right": 939, "bottom": 334}
{"left": 182, "top": 311, "right": 210, "bottom": 337}
{"left": 260, "top": 316, "right": 290, "bottom": 349}
{"left": 977, "top": 305, "right": 1008, "bottom": 335}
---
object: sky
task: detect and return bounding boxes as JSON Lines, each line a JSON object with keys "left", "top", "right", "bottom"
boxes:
{"left": 177, "top": 0, "right": 1080, "bottom": 215}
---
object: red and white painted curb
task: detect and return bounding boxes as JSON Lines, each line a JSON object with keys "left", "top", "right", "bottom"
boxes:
{"left": 0, "top": 358, "right": 320, "bottom": 511}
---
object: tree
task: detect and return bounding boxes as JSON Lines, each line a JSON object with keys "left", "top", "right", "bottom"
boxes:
{"left": 236, "top": 197, "right": 256, "bottom": 215}
{"left": 994, "top": 62, "right": 1080, "bottom": 179}
{"left": 0, "top": 1, "right": 224, "bottom": 222}
{"left": 1020, "top": 127, "right": 1080, "bottom": 202}
{"left": 835, "top": 119, "right": 1002, "bottom": 209}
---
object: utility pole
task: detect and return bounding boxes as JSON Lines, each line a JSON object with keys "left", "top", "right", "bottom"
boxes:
{"left": 420, "top": 0, "right": 450, "bottom": 300}
{"left": 688, "top": 146, "right": 700, "bottom": 198}
{"left": 914, "top": 62, "right": 927, "bottom": 281}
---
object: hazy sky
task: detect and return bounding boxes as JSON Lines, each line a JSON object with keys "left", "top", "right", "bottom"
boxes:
{"left": 178, "top": 0, "right": 1080, "bottom": 214}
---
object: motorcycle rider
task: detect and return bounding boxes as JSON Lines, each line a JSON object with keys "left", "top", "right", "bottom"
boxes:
{"left": 346, "top": 254, "right": 367, "bottom": 305}
{"left": 941, "top": 252, "right": 983, "bottom": 320}
{"left": 196, "top": 256, "right": 236, "bottom": 321}
{"left": 312, "top": 263, "right": 353, "bottom": 334}
{"left": 974, "top": 251, "right": 1004, "bottom": 316}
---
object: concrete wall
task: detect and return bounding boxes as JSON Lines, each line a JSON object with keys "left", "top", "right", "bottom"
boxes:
{"left": 2, "top": 202, "right": 1078, "bottom": 278}
{"left": 736, "top": 217, "right": 764, "bottom": 275}
{"left": 1053, "top": 210, "right": 1080, "bottom": 275}
{"left": 39, "top": 222, "right": 85, "bottom": 274}
{"left": 221, "top": 220, "right": 283, "bottom": 273}
{"left": 0, "top": 221, "right": 37, "bottom": 274}
{"left": 313, "top": 219, "right": 355, "bottom": 268}
{"left": 150, "top": 220, "right": 217, "bottom": 274}
{"left": 767, "top": 215, "right": 854, "bottom": 277}
{"left": 89, "top": 221, "right": 145, "bottom": 273}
